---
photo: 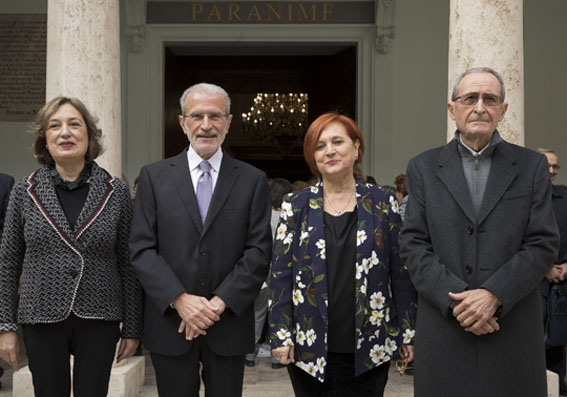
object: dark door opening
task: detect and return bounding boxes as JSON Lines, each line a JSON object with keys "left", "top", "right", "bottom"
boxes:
{"left": 164, "top": 44, "right": 356, "bottom": 182}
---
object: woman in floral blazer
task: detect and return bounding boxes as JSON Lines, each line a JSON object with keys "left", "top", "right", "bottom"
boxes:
{"left": 269, "top": 113, "right": 417, "bottom": 395}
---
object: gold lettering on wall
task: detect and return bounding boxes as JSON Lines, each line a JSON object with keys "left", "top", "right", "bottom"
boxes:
{"left": 266, "top": 3, "right": 282, "bottom": 22}
{"left": 247, "top": 4, "right": 261, "bottom": 21}
{"left": 208, "top": 4, "right": 222, "bottom": 21}
{"left": 192, "top": 3, "right": 203, "bottom": 20}
{"left": 322, "top": 3, "right": 334, "bottom": 21}
{"left": 298, "top": 4, "right": 316, "bottom": 21}
{"left": 228, "top": 3, "right": 241, "bottom": 21}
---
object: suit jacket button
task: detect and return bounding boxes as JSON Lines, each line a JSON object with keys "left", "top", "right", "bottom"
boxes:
{"left": 465, "top": 266, "right": 473, "bottom": 274}
{"left": 467, "top": 226, "right": 474, "bottom": 235}
{"left": 199, "top": 278, "right": 206, "bottom": 286}
{"left": 199, "top": 250, "right": 208, "bottom": 256}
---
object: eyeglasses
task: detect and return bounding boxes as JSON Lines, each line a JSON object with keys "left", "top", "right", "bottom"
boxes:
{"left": 454, "top": 93, "right": 502, "bottom": 107}
{"left": 183, "top": 112, "right": 229, "bottom": 123}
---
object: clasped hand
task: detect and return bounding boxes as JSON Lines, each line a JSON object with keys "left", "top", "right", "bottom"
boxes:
{"left": 449, "top": 289, "right": 501, "bottom": 336}
{"left": 173, "top": 293, "right": 226, "bottom": 340}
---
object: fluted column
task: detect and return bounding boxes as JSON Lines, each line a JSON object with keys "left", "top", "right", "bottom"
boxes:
{"left": 46, "top": 0, "right": 122, "bottom": 176}
{"left": 447, "top": 0, "right": 524, "bottom": 145}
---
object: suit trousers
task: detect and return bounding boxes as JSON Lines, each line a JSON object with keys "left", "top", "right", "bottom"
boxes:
{"left": 22, "top": 313, "right": 120, "bottom": 397}
{"left": 150, "top": 336, "right": 245, "bottom": 397}
{"left": 287, "top": 353, "right": 390, "bottom": 397}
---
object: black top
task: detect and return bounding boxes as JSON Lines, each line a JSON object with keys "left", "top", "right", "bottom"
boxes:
{"left": 324, "top": 209, "right": 357, "bottom": 353}
{"left": 51, "top": 165, "right": 91, "bottom": 230}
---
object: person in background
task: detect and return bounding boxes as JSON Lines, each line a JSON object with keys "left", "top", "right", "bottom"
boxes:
{"left": 0, "top": 97, "right": 142, "bottom": 396}
{"left": 537, "top": 148, "right": 567, "bottom": 395}
{"left": 269, "top": 113, "right": 416, "bottom": 396}
{"left": 246, "top": 177, "right": 292, "bottom": 369}
{"left": 394, "top": 174, "right": 408, "bottom": 223}
{"left": 0, "top": 172, "right": 14, "bottom": 389}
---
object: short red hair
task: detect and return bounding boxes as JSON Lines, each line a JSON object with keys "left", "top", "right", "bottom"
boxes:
{"left": 303, "top": 113, "right": 365, "bottom": 176}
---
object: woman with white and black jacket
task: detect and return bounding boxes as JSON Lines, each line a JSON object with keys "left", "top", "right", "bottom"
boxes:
{"left": 0, "top": 97, "right": 142, "bottom": 397}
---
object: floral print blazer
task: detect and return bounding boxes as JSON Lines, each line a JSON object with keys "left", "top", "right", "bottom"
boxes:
{"left": 269, "top": 180, "right": 417, "bottom": 382}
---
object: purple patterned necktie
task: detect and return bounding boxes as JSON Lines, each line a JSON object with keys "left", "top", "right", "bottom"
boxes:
{"left": 196, "top": 160, "right": 212, "bottom": 224}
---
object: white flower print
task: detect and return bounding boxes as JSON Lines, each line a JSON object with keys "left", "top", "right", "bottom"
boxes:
{"left": 362, "top": 257, "right": 373, "bottom": 274}
{"left": 292, "top": 289, "right": 304, "bottom": 306}
{"left": 369, "top": 291, "right": 385, "bottom": 310}
{"left": 356, "top": 263, "right": 364, "bottom": 280}
{"left": 297, "top": 361, "right": 318, "bottom": 376}
{"left": 283, "top": 232, "right": 294, "bottom": 245}
{"left": 357, "top": 337, "right": 364, "bottom": 350}
{"left": 299, "top": 231, "right": 309, "bottom": 246}
{"left": 316, "top": 357, "right": 326, "bottom": 374}
{"left": 369, "top": 310, "right": 384, "bottom": 326}
{"left": 295, "top": 275, "right": 306, "bottom": 289}
{"left": 306, "top": 329, "right": 317, "bottom": 346}
{"left": 385, "top": 307, "right": 390, "bottom": 322}
{"left": 276, "top": 223, "right": 287, "bottom": 241}
{"left": 281, "top": 201, "right": 293, "bottom": 220}
{"left": 310, "top": 186, "right": 319, "bottom": 194}
{"left": 283, "top": 338, "right": 294, "bottom": 347}
{"left": 403, "top": 329, "right": 416, "bottom": 344}
{"left": 370, "top": 344, "right": 386, "bottom": 364}
{"left": 389, "top": 195, "right": 399, "bottom": 214}
{"left": 316, "top": 239, "right": 326, "bottom": 260}
{"left": 360, "top": 283, "right": 367, "bottom": 294}
{"left": 374, "top": 329, "right": 380, "bottom": 339}
{"left": 370, "top": 250, "right": 379, "bottom": 266}
{"left": 277, "top": 329, "right": 291, "bottom": 340}
{"left": 385, "top": 337, "right": 398, "bottom": 355}
{"left": 296, "top": 330, "right": 306, "bottom": 346}
{"left": 357, "top": 230, "right": 367, "bottom": 246}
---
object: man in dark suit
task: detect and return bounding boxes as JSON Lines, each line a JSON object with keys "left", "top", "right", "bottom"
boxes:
{"left": 130, "top": 83, "right": 272, "bottom": 396}
{"left": 400, "top": 67, "right": 560, "bottom": 396}
{"left": 0, "top": 172, "right": 14, "bottom": 388}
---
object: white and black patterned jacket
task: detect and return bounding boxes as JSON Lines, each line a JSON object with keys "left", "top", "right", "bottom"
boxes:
{"left": 0, "top": 163, "right": 142, "bottom": 338}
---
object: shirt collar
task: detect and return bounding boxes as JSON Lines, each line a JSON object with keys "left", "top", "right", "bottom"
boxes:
{"left": 187, "top": 145, "right": 223, "bottom": 173}
{"left": 455, "top": 130, "right": 502, "bottom": 157}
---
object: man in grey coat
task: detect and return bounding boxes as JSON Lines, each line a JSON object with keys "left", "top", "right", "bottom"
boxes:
{"left": 399, "top": 67, "right": 560, "bottom": 397}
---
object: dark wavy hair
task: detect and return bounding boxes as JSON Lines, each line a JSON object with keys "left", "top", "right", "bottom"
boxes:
{"left": 32, "top": 96, "right": 103, "bottom": 166}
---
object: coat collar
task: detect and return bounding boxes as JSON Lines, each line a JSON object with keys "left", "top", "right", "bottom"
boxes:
{"left": 168, "top": 148, "right": 239, "bottom": 236}
{"left": 436, "top": 137, "right": 517, "bottom": 225}
{"left": 26, "top": 162, "right": 115, "bottom": 249}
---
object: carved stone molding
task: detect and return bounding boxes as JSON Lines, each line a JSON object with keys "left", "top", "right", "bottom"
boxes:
{"left": 125, "top": 0, "right": 146, "bottom": 53}
{"left": 375, "top": 0, "right": 396, "bottom": 54}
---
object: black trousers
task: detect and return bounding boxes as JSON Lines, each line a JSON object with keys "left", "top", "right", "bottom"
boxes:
{"left": 150, "top": 336, "right": 245, "bottom": 397}
{"left": 22, "top": 314, "right": 120, "bottom": 397}
{"left": 546, "top": 344, "right": 567, "bottom": 393}
{"left": 287, "top": 352, "right": 390, "bottom": 397}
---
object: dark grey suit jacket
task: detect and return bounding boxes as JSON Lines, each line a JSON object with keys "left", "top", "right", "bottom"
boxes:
{"left": 129, "top": 149, "right": 272, "bottom": 357}
{"left": 400, "top": 137, "right": 559, "bottom": 397}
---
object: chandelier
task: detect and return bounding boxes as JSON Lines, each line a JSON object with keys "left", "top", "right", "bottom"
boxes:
{"left": 241, "top": 93, "right": 308, "bottom": 143}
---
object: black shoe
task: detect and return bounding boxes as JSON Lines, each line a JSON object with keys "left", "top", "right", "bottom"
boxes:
{"left": 245, "top": 359, "right": 256, "bottom": 367}
{"left": 271, "top": 362, "right": 286, "bottom": 369}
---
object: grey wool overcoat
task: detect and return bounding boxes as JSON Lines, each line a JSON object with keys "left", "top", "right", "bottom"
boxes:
{"left": 399, "top": 137, "right": 560, "bottom": 397}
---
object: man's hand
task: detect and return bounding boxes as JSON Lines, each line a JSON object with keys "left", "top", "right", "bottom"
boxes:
{"left": 116, "top": 338, "right": 140, "bottom": 363}
{"left": 0, "top": 331, "right": 19, "bottom": 371}
{"left": 449, "top": 289, "right": 501, "bottom": 336}
{"left": 545, "top": 264, "right": 566, "bottom": 284}
{"left": 209, "top": 296, "right": 227, "bottom": 316}
{"left": 400, "top": 345, "right": 414, "bottom": 364}
{"left": 172, "top": 293, "right": 220, "bottom": 340}
{"left": 272, "top": 346, "right": 294, "bottom": 365}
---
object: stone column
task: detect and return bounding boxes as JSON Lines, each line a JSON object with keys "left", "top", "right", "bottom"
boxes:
{"left": 46, "top": 0, "right": 122, "bottom": 176}
{"left": 447, "top": 0, "right": 524, "bottom": 145}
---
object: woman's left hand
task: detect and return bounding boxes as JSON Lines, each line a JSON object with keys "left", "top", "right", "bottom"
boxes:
{"left": 116, "top": 338, "right": 140, "bottom": 363}
{"left": 400, "top": 344, "right": 414, "bottom": 363}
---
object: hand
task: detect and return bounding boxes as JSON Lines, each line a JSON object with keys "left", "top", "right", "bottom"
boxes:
{"left": 449, "top": 289, "right": 501, "bottom": 335}
{"left": 400, "top": 345, "right": 414, "bottom": 364}
{"left": 116, "top": 338, "right": 140, "bottom": 363}
{"left": 209, "top": 296, "right": 227, "bottom": 316}
{"left": 545, "top": 265, "right": 565, "bottom": 284}
{"left": 272, "top": 346, "right": 294, "bottom": 365}
{"left": 172, "top": 293, "right": 220, "bottom": 340}
{"left": 558, "top": 263, "right": 567, "bottom": 281}
{"left": 0, "top": 331, "right": 19, "bottom": 371}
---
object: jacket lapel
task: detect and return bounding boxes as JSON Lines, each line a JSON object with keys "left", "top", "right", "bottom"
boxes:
{"left": 202, "top": 155, "right": 238, "bottom": 236}
{"left": 168, "top": 149, "right": 203, "bottom": 234}
{"left": 74, "top": 163, "right": 115, "bottom": 239}
{"left": 436, "top": 140, "right": 475, "bottom": 223}
{"left": 26, "top": 167, "right": 78, "bottom": 249}
{"left": 477, "top": 142, "right": 518, "bottom": 226}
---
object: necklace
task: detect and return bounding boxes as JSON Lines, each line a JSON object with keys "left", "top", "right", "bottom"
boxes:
{"left": 325, "top": 187, "right": 355, "bottom": 216}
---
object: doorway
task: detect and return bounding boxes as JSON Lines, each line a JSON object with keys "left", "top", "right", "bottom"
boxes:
{"left": 163, "top": 43, "right": 356, "bottom": 182}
